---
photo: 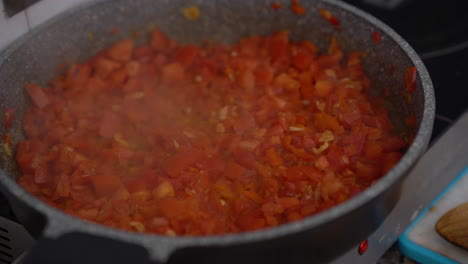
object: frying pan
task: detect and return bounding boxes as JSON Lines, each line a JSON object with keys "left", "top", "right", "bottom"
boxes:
{"left": 0, "top": 0, "right": 435, "bottom": 263}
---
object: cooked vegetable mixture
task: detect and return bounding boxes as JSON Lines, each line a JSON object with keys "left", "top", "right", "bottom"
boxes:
{"left": 16, "top": 29, "right": 407, "bottom": 235}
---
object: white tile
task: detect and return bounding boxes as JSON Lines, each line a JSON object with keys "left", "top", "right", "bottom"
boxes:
{"left": 26, "top": 0, "right": 93, "bottom": 29}
{"left": 0, "top": 5, "right": 29, "bottom": 51}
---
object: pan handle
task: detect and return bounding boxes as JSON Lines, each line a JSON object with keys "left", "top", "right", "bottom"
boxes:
{"left": 20, "top": 232, "right": 159, "bottom": 264}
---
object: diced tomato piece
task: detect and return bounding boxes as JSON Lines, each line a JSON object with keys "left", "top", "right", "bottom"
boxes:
{"left": 56, "top": 173, "right": 70, "bottom": 198}
{"left": 354, "top": 161, "right": 381, "bottom": 182}
{"left": 233, "top": 115, "right": 256, "bottom": 134}
{"left": 223, "top": 161, "right": 248, "bottom": 182}
{"left": 277, "top": 197, "right": 300, "bottom": 209}
{"left": 150, "top": 29, "right": 170, "bottom": 53}
{"left": 364, "top": 142, "right": 383, "bottom": 159}
{"left": 238, "top": 70, "right": 255, "bottom": 91}
{"left": 175, "top": 45, "right": 199, "bottom": 68}
{"left": 254, "top": 66, "right": 274, "bottom": 86}
{"left": 161, "top": 62, "right": 185, "bottom": 86}
{"left": 274, "top": 73, "right": 300, "bottom": 91}
{"left": 34, "top": 164, "right": 50, "bottom": 184}
{"left": 159, "top": 198, "right": 191, "bottom": 220}
{"left": 25, "top": 83, "right": 49, "bottom": 108}
{"left": 315, "top": 79, "right": 335, "bottom": 97}
{"left": 164, "top": 147, "right": 204, "bottom": 177}
{"left": 133, "top": 45, "right": 155, "bottom": 61}
{"left": 99, "top": 111, "right": 122, "bottom": 138}
{"left": 292, "top": 50, "right": 313, "bottom": 71}
{"left": 108, "top": 39, "right": 134, "bottom": 62}
{"left": 91, "top": 172, "right": 123, "bottom": 197}
{"left": 94, "top": 57, "right": 121, "bottom": 79}
{"left": 239, "top": 37, "right": 260, "bottom": 57}
{"left": 269, "top": 31, "right": 290, "bottom": 61}
{"left": 65, "top": 64, "right": 92, "bottom": 85}
{"left": 322, "top": 173, "right": 345, "bottom": 198}
{"left": 382, "top": 136, "right": 407, "bottom": 152}
{"left": 313, "top": 112, "right": 342, "bottom": 132}
{"left": 282, "top": 166, "right": 305, "bottom": 181}
{"left": 266, "top": 147, "right": 283, "bottom": 167}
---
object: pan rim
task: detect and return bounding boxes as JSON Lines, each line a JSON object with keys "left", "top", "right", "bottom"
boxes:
{"left": 0, "top": 0, "right": 435, "bottom": 260}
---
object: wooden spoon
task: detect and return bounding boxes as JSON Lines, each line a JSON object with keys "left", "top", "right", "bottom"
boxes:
{"left": 436, "top": 202, "right": 468, "bottom": 250}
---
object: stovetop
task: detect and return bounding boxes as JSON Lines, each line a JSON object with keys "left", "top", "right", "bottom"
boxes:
{"left": 1, "top": 0, "right": 468, "bottom": 263}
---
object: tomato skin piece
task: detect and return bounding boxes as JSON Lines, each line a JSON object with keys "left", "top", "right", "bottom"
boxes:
{"left": 25, "top": 83, "right": 49, "bottom": 108}
{"left": 107, "top": 39, "right": 134, "bottom": 62}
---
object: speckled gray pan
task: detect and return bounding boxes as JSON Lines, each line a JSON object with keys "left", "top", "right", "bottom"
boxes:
{"left": 0, "top": 0, "right": 435, "bottom": 263}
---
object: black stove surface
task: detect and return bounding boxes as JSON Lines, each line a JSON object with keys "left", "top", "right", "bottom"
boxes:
{"left": 345, "top": 0, "right": 468, "bottom": 140}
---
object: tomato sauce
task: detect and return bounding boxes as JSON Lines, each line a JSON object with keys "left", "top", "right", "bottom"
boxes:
{"left": 16, "top": 29, "right": 408, "bottom": 236}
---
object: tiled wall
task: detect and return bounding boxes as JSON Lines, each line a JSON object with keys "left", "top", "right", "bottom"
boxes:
{"left": 0, "top": 0, "right": 91, "bottom": 50}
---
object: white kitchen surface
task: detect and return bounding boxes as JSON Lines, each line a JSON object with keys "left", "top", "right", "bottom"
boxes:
{"left": 0, "top": 0, "right": 91, "bottom": 50}
{"left": 406, "top": 169, "right": 468, "bottom": 263}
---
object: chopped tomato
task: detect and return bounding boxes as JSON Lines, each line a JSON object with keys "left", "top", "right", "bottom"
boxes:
{"left": 25, "top": 83, "right": 49, "bottom": 108}
{"left": 107, "top": 39, "right": 134, "bottom": 62}
{"left": 161, "top": 62, "right": 186, "bottom": 86}
{"left": 150, "top": 29, "right": 171, "bottom": 53}
{"left": 174, "top": 45, "right": 199, "bottom": 68}
{"left": 91, "top": 171, "right": 123, "bottom": 197}
{"left": 16, "top": 29, "right": 407, "bottom": 236}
